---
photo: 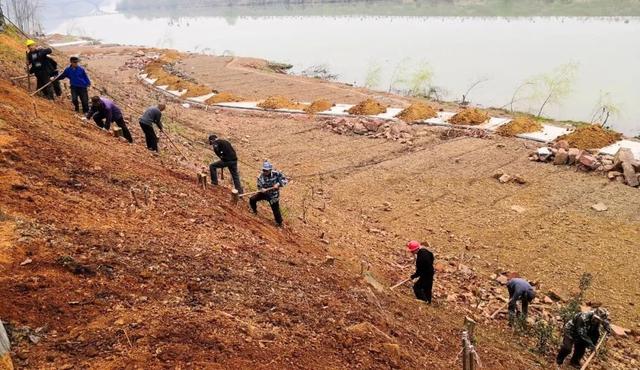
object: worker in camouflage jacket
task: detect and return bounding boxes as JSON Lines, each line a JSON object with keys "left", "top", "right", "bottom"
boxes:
{"left": 250, "top": 161, "right": 288, "bottom": 227}
{"left": 556, "top": 307, "right": 611, "bottom": 367}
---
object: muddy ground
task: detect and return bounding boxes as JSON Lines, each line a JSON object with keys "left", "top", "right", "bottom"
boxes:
{"left": 0, "top": 36, "right": 638, "bottom": 369}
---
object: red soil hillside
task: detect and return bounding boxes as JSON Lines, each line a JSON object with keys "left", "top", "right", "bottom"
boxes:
{"left": 1, "top": 27, "right": 545, "bottom": 369}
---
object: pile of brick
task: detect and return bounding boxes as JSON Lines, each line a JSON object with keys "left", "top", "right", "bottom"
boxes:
{"left": 121, "top": 51, "right": 157, "bottom": 71}
{"left": 322, "top": 117, "right": 416, "bottom": 143}
{"left": 529, "top": 140, "right": 640, "bottom": 188}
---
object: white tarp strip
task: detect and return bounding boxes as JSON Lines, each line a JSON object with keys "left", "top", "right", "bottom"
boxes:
{"left": 187, "top": 93, "right": 216, "bottom": 103}
{"left": 599, "top": 139, "right": 640, "bottom": 159}
{"left": 516, "top": 124, "right": 571, "bottom": 143}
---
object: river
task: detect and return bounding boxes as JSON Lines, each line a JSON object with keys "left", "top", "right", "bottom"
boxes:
{"left": 43, "top": 1, "right": 639, "bottom": 135}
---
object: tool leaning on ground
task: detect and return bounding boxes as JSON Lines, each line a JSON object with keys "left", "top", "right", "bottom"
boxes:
{"left": 580, "top": 333, "right": 607, "bottom": 370}
{"left": 231, "top": 186, "right": 278, "bottom": 204}
{"left": 30, "top": 73, "right": 60, "bottom": 97}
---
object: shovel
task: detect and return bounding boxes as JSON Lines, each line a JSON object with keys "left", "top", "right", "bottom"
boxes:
{"left": 231, "top": 186, "right": 278, "bottom": 204}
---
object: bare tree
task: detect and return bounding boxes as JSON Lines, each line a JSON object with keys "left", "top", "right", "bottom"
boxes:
{"left": 3, "top": 0, "right": 42, "bottom": 34}
{"left": 461, "top": 77, "right": 488, "bottom": 105}
{"left": 0, "top": 1, "right": 5, "bottom": 31}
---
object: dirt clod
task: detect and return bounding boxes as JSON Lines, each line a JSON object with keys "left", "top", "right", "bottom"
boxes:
{"left": 205, "top": 92, "right": 245, "bottom": 104}
{"left": 304, "top": 99, "right": 334, "bottom": 114}
{"left": 496, "top": 116, "right": 542, "bottom": 136}
{"left": 347, "top": 99, "right": 387, "bottom": 116}
{"left": 556, "top": 125, "right": 622, "bottom": 150}
{"left": 395, "top": 102, "right": 437, "bottom": 122}
{"left": 257, "top": 96, "right": 306, "bottom": 110}
{"left": 449, "top": 108, "right": 489, "bottom": 125}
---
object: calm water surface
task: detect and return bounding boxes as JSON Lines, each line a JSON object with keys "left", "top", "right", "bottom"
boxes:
{"left": 46, "top": 3, "right": 639, "bottom": 135}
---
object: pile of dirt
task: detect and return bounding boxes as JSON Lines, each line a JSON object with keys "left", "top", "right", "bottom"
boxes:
{"left": 304, "top": 99, "right": 334, "bottom": 114}
{"left": 395, "top": 102, "right": 438, "bottom": 122}
{"left": 144, "top": 53, "right": 212, "bottom": 96}
{"left": 347, "top": 99, "right": 387, "bottom": 116}
{"left": 205, "top": 92, "right": 245, "bottom": 104}
{"left": 556, "top": 125, "right": 623, "bottom": 149}
{"left": 496, "top": 116, "right": 543, "bottom": 136}
{"left": 449, "top": 108, "right": 490, "bottom": 125}
{"left": 257, "top": 96, "right": 306, "bottom": 110}
{"left": 181, "top": 85, "right": 213, "bottom": 98}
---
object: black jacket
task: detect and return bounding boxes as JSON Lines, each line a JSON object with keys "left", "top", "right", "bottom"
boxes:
{"left": 411, "top": 248, "right": 434, "bottom": 279}
{"left": 213, "top": 139, "right": 237, "bottom": 162}
{"left": 26, "top": 48, "right": 57, "bottom": 75}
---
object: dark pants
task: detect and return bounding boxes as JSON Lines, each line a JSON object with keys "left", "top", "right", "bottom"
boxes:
{"left": 413, "top": 274, "right": 433, "bottom": 303}
{"left": 210, "top": 160, "right": 243, "bottom": 194}
{"left": 70, "top": 86, "right": 89, "bottom": 113}
{"left": 35, "top": 71, "right": 54, "bottom": 100}
{"left": 93, "top": 114, "right": 133, "bottom": 143}
{"left": 249, "top": 192, "right": 283, "bottom": 226}
{"left": 508, "top": 293, "right": 530, "bottom": 322}
{"left": 140, "top": 123, "right": 158, "bottom": 151}
{"left": 557, "top": 334, "right": 587, "bottom": 367}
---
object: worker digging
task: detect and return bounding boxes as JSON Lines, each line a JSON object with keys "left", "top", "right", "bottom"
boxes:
{"left": 25, "top": 39, "right": 61, "bottom": 100}
{"left": 407, "top": 241, "right": 435, "bottom": 304}
{"left": 506, "top": 277, "right": 536, "bottom": 323}
{"left": 86, "top": 96, "right": 133, "bottom": 143}
{"left": 557, "top": 307, "right": 612, "bottom": 368}
{"left": 55, "top": 56, "right": 91, "bottom": 114}
{"left": 209, "top": 134, "right": 243, "bottom": 194}
{"left": 139, "top": 103, "right": 166, "bottom": 152}
{"left": 4, "top": 24, "right": 638, "bottom": 369}
{"left": 250, "top": 161, "right": 288, "bottom": 227}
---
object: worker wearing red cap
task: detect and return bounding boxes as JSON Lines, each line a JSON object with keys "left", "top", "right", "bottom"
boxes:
{"left": 407, "top": 241, "right": 435, "bottom": 303}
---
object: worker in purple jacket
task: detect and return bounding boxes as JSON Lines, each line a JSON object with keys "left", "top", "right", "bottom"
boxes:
{"left": 86, "top": 96, "right": 133, "bottom": 143}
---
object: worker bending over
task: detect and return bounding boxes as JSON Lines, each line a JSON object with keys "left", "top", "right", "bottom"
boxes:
{"left": 86, "top": 96, "right": 133, "bottom": 143}
{"left": 250, "top": 161, "right": 287, "bottom": 227}
{"left": 507, "top": 277, "right": 536, "bottom": 323}
{"left": 557, "top": 307, "right": 611, "bottom": 367}
{"left": 407, "top": 241, "right": 434, "bottom": 303}
{"left": 139, "top": 104, "right": 165, "bottom": 152}
{"left": 209, "top": 134, "right": 243, "bottom": 194}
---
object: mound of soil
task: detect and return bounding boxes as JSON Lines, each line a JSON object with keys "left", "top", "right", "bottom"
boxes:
{"left": 206, "top": 92, "right": 245, "bottom": 104}
{"left": 496, "top": 116, "right": 543, "bottom": 136}
{"left": 449, "top": 108, "right": 490, "bottom": 125}
{"left": 182, "top": 85, "right": 213, "bottom": 98}
{"left": 556, "top": 125, "right": 622, "bottom": 149}
{"left": 304, "top": 99, "right": 334, "bottom": 114}
{"left": 395, "top": 102, "right": 437, "bottom": 122}
{"left": 347, "top": 99, "right": 387, "bottom": 116}
{"left": 257, "top": 96, "right": 306, "bottom": 110}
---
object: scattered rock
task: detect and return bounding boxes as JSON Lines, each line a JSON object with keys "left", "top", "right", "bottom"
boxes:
{"left": 543, "top": 296, "right": 554, "bottom": 304}
{"left": 553, "top": 149, "right": 569, "bottom": 165}
{"left": 547, "top": 290, "right": 566, "bottom": 302}
{"left": 591, "top": 203, "right": 608, "bottom": 212}
{"left": 510, "top": 205, "right": 526, "bottom": 214}
{"left": 608, "top": 171, "right": 623, "bottom": 180}
{"left": 610, "top": 324, "right": 630, "bottom": 338}
{"left": 20, "top": 258, "right": 32, "bottom": 266}
{"left": 498, "top": 174, "right": 512, "bottom": 184}
{"left": 537, "top": 147, "right": 553, "bottom": 161}
{"left": 495, "top": 275, "right": 509, "bottom": 285}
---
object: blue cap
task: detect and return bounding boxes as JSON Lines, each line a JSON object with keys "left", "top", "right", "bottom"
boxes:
{"left": 262, "top": 161, "right": 273, "bottom": 171}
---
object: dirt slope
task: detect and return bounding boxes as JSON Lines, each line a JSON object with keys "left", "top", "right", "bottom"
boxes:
{"left": 0, "top": 30, "right": 553, "bottom": 369}
{"left": 55, "top": 45, "right": 640, "bottom": 367}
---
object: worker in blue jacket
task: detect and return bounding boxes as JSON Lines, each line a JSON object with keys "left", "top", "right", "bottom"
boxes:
{"left": 56, "top": 56, "right": 91, "bottom": 113}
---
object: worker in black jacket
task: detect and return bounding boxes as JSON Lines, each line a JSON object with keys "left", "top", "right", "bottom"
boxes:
{"left": 407, "top": 240, "right": 434, "bottom": 303}
{"left": 209, "top": 134, "right": 243, "bottom": 194}
{"left": 25, "top": 39, "right": 60, "bottom": 100}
